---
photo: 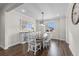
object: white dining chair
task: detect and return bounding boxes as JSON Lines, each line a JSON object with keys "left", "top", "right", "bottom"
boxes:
{"left": 43, "top": 32, "right": 51, "bottom": 49}
{"left": 27, "top": 32, "right": 41, "bottom": 55}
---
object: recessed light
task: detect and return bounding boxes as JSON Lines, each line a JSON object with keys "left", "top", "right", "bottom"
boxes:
{"left": 22, "top": 9, "right": 25, "bottom": 12}
{"left": 57, "top": 14, "right": 60, "bottom": 16}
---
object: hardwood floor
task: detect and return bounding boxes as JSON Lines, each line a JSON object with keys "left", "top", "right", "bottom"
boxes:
{"left": 0, "top": 39, "right": 73, "bottom": 56}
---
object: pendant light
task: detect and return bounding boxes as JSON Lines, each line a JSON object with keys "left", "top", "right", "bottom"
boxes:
{"left": 40, "top": 12, "right": 45, "bottom": 26}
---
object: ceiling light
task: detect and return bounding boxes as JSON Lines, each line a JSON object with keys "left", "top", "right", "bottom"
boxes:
{"left": 22, "top": 9, "right": 25, "bottom": 12}
{"left": 40, "top": 12, "right": 45, "bottom": 26}
{"left": 57, "top": 14, "right": 60, "bottom": 17}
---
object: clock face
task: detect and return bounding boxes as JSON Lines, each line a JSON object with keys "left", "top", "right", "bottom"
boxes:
{"left": 72, "top": 3, "right": 79, "bottom": 25}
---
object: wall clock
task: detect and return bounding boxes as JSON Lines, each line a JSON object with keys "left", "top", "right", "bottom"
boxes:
{"left": 72, "top": 3, "right": 79, "bottom": 25}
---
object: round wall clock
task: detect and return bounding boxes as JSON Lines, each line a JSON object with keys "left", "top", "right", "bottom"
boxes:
{"left": 72, "top": 3, "right": 79, "bottom": 25}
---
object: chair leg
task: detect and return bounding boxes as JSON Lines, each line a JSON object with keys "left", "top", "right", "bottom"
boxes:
{"left": 46, "top": 45, "right": 47, "bottom": 48}
{"left": 28, "top": 43, "right": 30, "bottom": 52}
{"left": 43, "top": 43, "right": 45, "bottom": 49}
{"left": 40, "top": 45, "right": 41, "bottom": 50}
{"left": 43, "top": 46, "right": 44, "bottom": 49}
{"left": 34, "top": 45, "right": 36, "bottom": 55}
{"left": 28, "top": 47, "right": 30, "bottom": 52}
{"left": 34, "top": 51, "right": 36, "bottom": 55}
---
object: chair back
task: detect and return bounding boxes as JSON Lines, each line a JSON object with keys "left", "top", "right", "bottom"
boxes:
{"left": 29, "top": 32, "right": 36, "bottom": 43}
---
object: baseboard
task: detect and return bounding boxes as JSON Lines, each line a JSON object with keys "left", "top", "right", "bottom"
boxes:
{"left": 0, "top": 41, "right": 28, "bottom": 50}
{"left": 0, "top": 44, "right": 8, "bottom": 50}
{"left": 20, "top": 41, "right": 27, "bottom": 44}
{"left": 6, "top": 41, "right": 27, "bottom": 49}
{"left": 51, "top": 38, "right": 66, "bottom": 41}
{"left": 6, "top": 41, "right": 21, "bottom": 50}
{"left": 69, "top": 44, "right": 75, "bottom": 56}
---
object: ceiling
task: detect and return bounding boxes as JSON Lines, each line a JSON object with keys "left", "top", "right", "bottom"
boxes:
{"left": 0, "top": 3, "right": 69, "bottom": 20}
{"left": 0, "top": 3, "right": 8, "bottom": 9}
{"left": 14, "top": 3, "right": 69, "bottom": 20}
{"left": 0, "top": 3, "right": 22, "bottom": 11}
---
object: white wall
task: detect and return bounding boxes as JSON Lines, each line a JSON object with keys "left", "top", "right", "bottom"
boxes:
{"left": 59, "top": 17, "right": 66, "bottom": 40}
{"left": 0, "top": 9, "right": 5, "bottom": 49}
{"left": 66, "top": 4, "right": 79, "bottom": 56}
{"left": 5, "top": 10, "right": 21, "bottom": 49}
{"left": 5, "top": 10, "right": 36, "bottom": 49}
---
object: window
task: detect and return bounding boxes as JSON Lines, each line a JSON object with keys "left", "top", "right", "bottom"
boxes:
{"left": 26, "top": 23, "right": 32, "bottom": 29}
{"left": 48, "top": 22, "right": 56, "bottom": 30}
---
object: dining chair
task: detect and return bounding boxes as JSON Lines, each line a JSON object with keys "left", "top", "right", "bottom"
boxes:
{"left": 43, "top": 32, "right": 51, "bottom": 49}
{"left": 27, "top": 32, "right": 41, "bottom": 55}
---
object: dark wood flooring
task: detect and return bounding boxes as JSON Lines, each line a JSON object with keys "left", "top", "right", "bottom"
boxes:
{"left": 0, "top": 39, "right": 73, "bottom": 56}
